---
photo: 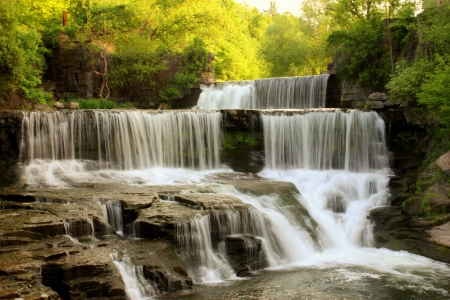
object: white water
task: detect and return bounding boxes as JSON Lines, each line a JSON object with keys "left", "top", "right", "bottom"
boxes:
{"left": 17, "top": 108, "right": 450, "bottom": 296}
{"left": 196, "top": 82, "right": 255, "bottom": 109}
{"left": 103, "top": 200, "right": 124, "bottom": 235}
{"left": 21, "top": 110, "right": 222, "bottom": 170}
{"left": 262, "top": 110, "right": 389, "bottom": 172}
{"left": 176, "top": 214, "right": 237, "bottom": 283}
{"left": 110, "top": 250, "right": 157, "bottom": 300}
{"left": 195, "top": 75, "right": 329, "bottom": 109}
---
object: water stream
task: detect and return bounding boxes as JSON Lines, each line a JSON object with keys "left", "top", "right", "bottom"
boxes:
{"left": 16, "top": 86, "right": 450, "bottom": 298}
{"left": 196, "top": 75, "right": 329, "bottom": 109}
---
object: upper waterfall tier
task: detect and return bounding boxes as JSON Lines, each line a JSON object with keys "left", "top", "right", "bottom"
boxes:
{"left": 262, "top": 110, "right": 389, "bottom": 173}
{"left": 195, "top": 74, "right": 329, "bottom": 109}
{"left": 21, "top": 110, "right": 222, "bottom": 170}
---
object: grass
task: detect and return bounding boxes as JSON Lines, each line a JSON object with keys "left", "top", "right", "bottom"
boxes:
{"left": 71, "top": 98, "right": 136, "bottom": 109}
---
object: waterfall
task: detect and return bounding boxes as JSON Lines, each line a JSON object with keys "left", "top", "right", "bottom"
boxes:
{"left": 110, "top": 250, "right": 157, "bottom": 300}
{"left": 195, "top": 75, "right": 329, "bottom": 109}
{"left": 176, "top": 198, "right": 316, "bottom": 283}
{"left": 102, "top": 200, "right": 124, "bottom": 235}
{"left": 196, "top": 81, "right": 255, "bottom": 109}
{"left": 260, "top": 109, "right": 391, "bottom": 249}
{"left": 21, "top": 110, "right": 222, "bottom": 171}
{"left": 176, "top": 214, "right": 237, "bottom": 283}
{"left": 262, "top": 110, "right": 389, "bottom": 172}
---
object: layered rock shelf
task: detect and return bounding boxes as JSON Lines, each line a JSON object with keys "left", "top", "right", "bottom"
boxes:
{"left": 0, "top": 175, "right": 291, "bottom": 299}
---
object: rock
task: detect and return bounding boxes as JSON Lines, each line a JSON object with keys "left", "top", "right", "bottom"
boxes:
{"left": 63, "top": 102, "right": 79, "bottom": 109}
{"left": 370, "top": 100, "right": 385, "bottom": 109}
{"left": 34, "top": 104, "right": 53, "bottom": 112}
{"left": 157, "top": 102, "right": 170, "bottom": 110}
{"left": 53, "top": 102, "right": 64, "bottom": 109}
{"left": 427, "top": 221, "right": 450, "bottom": 248}
{"left": 226, "top": 234, "right": 264, "bottom": 276}
{"left": 436, "top": 150, "right": 450, "bottom": 175}
{"left": 41, "top": 293, "right": 48, "bottom": 299}
{"left": 368, "top": 92, "right": 389, "bottom": 101}
{"left": 173, "top": 194, "right": 250, "bottom": 211}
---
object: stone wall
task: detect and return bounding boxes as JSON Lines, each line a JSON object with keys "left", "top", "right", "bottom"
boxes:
{"left": 46, "top": 44, "right": 213, "bottom": 109}
{"left": 48, "top": 42, "right": 96, "bottom": 99}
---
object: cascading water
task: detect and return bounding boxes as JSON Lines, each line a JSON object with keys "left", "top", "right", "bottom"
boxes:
{"left": 262, "top": 110, "right": 389, "bottom": 172}
{"left": 176, "top": 214, "right": 237, "bottom": 283}
{"left": 14, "top": 85, "right": 450, "bottom": 297}
{"left": 102, "top": 200, "right": 124, "bottom": 235}
{"left": 21, "top": 110, "right": 221, "bottom": 170}
{"left": 110, "top": 250, "right": 157, "bottom": 300}
{"left": 195, "top": 75, "right": 329, "bottom": 109}
{"left": 175, "top": 201, "right": 317, "bottom": 283}
{"left": 20, "top": 110, "right": 222, "bottom": 186}
{"left": 260, "top": 109, "right": 391, "bottom": 249}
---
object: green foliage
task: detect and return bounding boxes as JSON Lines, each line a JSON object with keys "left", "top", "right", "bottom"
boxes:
{"left": 77, "top": 98, "right": 117, "bottom": 109}
{"left": 0, "top": 0, "right": 52, "bottom": 104}
{"left": 160, "top": 37, "right": 209, "bottom": 100}
{"left": 386, "top": 6, "right": 450, "bottom": 129}
{"left": 327, "top": 17, "right": 387, "bottom": 87}
{"left": 417, "top": 57, "right": 450, "bottom": 127}
{"left": 386, "top": 58, "right": 436, "bottom": 104}
{"left": 117, "top": 102, "right": 136, "bottom": 108}
{"left": 76, "top": 99, "right": 137, "bottom": 109}
{"left": 222, "top": 131, "right": 261, "bottom": 151}
{"left": 260, "top": 0, "right": 334, "bottom": 77}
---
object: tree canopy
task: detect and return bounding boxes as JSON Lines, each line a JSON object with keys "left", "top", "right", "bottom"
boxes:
{"left": 1, "top": 0, "right": 448, "bottom": 117}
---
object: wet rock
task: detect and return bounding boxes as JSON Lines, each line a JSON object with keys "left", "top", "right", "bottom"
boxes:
{"left": 133, "top": 200, "right": 208, "bottom": 240}
{"left": 326, "top": 194, "right": 347, "bottom": 213}
{"left": 123, "top": 240, "right": 193, "bottom": 292}
{"left": 226, "top": 234, "right": 264, "bottom": 276}
{"left": 173, "top": 194, "right": 250, "bottom": 211}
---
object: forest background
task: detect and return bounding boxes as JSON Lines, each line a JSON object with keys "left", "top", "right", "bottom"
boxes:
{"left": 0, "top": 0, "right": 449, "bottom": 127}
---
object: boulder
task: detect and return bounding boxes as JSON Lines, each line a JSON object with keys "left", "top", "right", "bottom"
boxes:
{"left": 370, "top": 100, "right": 385, "bottom": 109}
{"left": 225, "top": 234, "right": 264, "bottom": 276}
{"left": 368, "top": 92, "right": 389, "bottom": 101}
{"left": 63, "top": 102, "right": 79, "bottom": 109}
{"left": 53, "top": 102, "right": 64, "bottom": 109}
{"left": 436, "top": 150, "right": 450, "bottom": 176}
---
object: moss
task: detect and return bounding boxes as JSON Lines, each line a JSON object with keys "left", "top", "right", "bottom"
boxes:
{"left": 437, "top": 246, "right": 450, "bottom": 254}
{"left": 221, "top": 131, "right": 261, "bottom": 151}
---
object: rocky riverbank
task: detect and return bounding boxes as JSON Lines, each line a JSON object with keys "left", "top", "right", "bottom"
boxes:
{"left": 0, "top": 174, "right": 299, "bottom": 299}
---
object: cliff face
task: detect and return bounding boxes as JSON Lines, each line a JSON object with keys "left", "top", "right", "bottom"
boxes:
{"left": 371, "top": 111, "right": 450, "bottom": 263}
{"left": 0, "top": 111, "right": 23, "bottom": 187}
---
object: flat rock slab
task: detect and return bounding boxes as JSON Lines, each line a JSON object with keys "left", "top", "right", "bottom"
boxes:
{"left": 427, "top": 221, "right": 450, "bottom": 248}
{"left": 173, "top": 193, "right": 250, "bottom": 211}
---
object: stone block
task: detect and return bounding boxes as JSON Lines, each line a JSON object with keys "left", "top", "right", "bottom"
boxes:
{"left": 436, "top": 151, "right": 450, "bottom": 176}
{"left": 53, "top": 102, "right": 64, "bottom": 109}
{"left": 342, "top": 94, "right": 355, "bottom": 101}
{"left": 56, "top": 68, "right": 67, "bottom": 75}
{"left": 63, "top": 102, "right": 79, "bottom": 109}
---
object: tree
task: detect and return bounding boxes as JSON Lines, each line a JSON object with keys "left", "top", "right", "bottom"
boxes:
{"left": 0, "top": 0, "right": 51, "bottom": 104}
